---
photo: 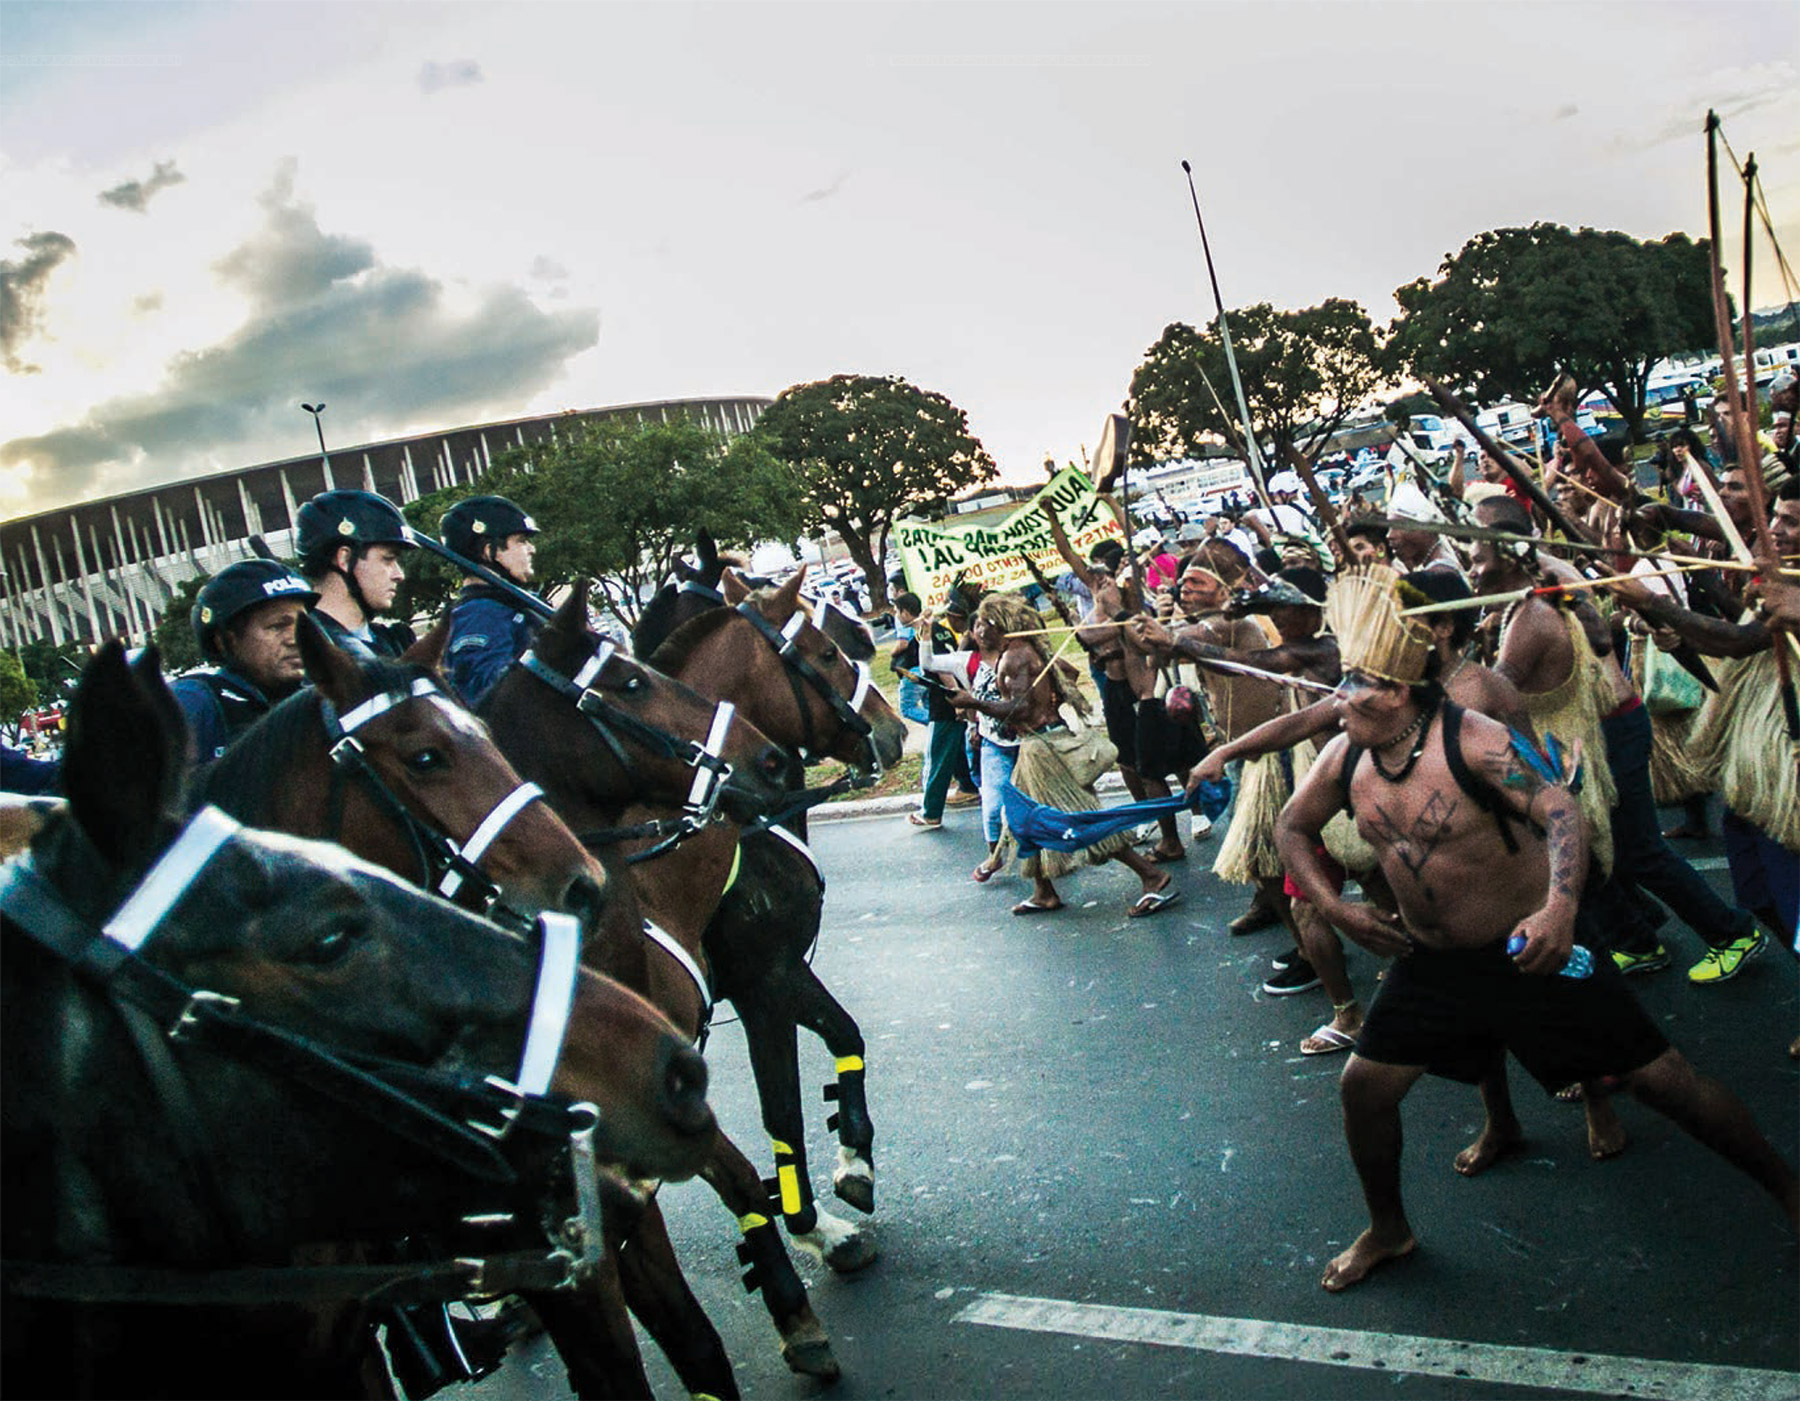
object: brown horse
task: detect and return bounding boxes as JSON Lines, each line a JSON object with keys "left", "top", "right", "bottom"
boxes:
{"left": 2, "top": 644, "right": 712, "bottom": 1399}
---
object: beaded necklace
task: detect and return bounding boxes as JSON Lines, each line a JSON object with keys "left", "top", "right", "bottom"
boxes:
{"left": 1369, "top": 694, "right": 1439, "bottom": 784}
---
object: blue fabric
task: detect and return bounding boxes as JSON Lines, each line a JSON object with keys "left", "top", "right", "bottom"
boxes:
{"left": 447, "top": 594, "right": 539, "bottom": 707}
{"left": 978, "top": 739, "right": 1017, "bottom": 844}
{"left": 1000, "top": 781, "right": 1228, "bottom": 859}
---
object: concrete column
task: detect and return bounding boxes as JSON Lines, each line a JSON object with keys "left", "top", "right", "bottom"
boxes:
{"left": 362, "top": 453, "right": 377, "bottom": 493}
{"left": 279, "top": 468, "right": 300, "bottom": 533}
{"left": 29, "top": 530, "right": 63, "bottom": 646}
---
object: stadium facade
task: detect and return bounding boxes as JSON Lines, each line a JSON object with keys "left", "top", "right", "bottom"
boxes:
{"left": 0, "top": 396, "right": 769, "bottom": 650}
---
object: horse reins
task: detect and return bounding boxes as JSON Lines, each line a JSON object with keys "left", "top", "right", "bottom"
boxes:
{"left": 516, "top": 640, "right": 741, "bottom": 861}
{"left": 0, "top": 807, "right": 605, "bottom": 1304}
{"left": 731, "top": 600, "right": 882, "bottom": 780}
{"left": 318, "top": 675, "right": 547, "bottom": 920}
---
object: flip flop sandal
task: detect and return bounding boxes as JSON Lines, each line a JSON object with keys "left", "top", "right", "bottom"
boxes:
{"left": 972, "top": 863, "right": 998, "bottom": 884}
{"left": 1301, "top": 1024, "right": 1357, "bottom": 1056}
{"left": 1127, "top": 887, "right": 1182, "bottom": 918}
{"left": 1011, "top": 898, "right": 1063, "bottom": 916}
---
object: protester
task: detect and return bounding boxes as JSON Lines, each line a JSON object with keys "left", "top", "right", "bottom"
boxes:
{"left": 1277, "top": 567, "right": 1798, "bottom": 1293}
{"left": 296, "top": 488, "right": 418, "bottom": 660}
{"left": 944, "top": 591, "right": 1179, "bottom": 917}
{"left": 170, "top": 559, "right": 317, "bottom": 762}
{"left": 441, "top": 494, "right": 543, "bottom": 706}
{"left": 892, "top": 592, "right": 979, "bottom": 829}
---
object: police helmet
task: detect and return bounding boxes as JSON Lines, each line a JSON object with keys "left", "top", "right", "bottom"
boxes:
{"left": 441, "top": 495, "right": 539, "bottom": 562}
{"left": 294, "top": 489, "right": 415, "bottom": 562}
{"left": 191, "top": 560, "right": 319, "bottom": 660}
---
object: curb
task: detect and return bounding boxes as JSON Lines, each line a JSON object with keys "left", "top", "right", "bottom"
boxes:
{"left": 811, "top": 771, "right": 1128, "bottom": 823}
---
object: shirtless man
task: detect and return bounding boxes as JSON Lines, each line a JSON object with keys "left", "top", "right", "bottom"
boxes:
{"left": 1278, "top": 625, "right": 1798, "bottom": 1292}
{"left": 1042, "top": 502, "right": 1185, "bottom": 862}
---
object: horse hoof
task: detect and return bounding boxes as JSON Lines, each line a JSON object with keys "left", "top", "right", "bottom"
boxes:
{"left": 833, "top": 1146, "right": 875, "bottom": 1214}
{"left": 779, "top": 1320, "right": 840, "bottom": 1381}
{"left": 791, "top": 1212, "right": 879, "bottom": 1273}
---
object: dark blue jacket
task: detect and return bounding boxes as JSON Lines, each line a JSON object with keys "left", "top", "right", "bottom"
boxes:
{"left": 446, "top": 586, "right": 540, "bottom": 707}
{"left": 170, "top": 668, "right": 278, "bottom": 763}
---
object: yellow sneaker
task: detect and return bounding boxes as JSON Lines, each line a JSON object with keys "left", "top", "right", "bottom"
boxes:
{"left": 1611, "top": 945, "right": 1671, "bottom": 976}
{"left": 1687, "top": 930, "right": 1767, "bottom": 985}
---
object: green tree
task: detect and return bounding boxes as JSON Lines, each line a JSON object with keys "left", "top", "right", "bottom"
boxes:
{"left": 150, "top": 574, "right": 208, "bottom": 673}
{"left": 402, "top": 414, "right": 806, "bottom": 630}
{"left": 1128, "top": 300, "right": 1387, "bottom": 471}
{"left": 0, "top": 651, "right": 39, "bottom": 737}
{"left": 1389, "top": 223, "right": 1717, "bottom": 442}
{"left": 17, "top": 638, "right": 87, "bottom": 704}
{"left": 752, "top": 374, "right": 998, "bottom": 614}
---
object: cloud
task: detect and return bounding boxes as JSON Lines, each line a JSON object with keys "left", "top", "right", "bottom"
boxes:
{"left": 418, "top": 59, "right": 483, "bottom": 94}
{"left": 1552, "top": 103, "right": 1579, "bottom": 121}
{"left": 1, "top": 167, "right": 598, "bottom": 505}
{"left": 529, "top": 254, "right": 569, "bottom": 282}
{"left": 1, "top": 231, "right": 78, "bottom": 373}
{"left": 98, "top": 159, "right": 187, "bottom": 212}
{"left": 800, "top": 171, "right": 850, "bottom": 205}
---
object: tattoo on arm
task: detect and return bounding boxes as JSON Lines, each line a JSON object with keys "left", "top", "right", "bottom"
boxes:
{"left": 1543, "top": 806, "right": 1584, "bottom": 907}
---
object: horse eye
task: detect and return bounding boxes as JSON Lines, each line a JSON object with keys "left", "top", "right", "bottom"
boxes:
{"left": 820, "top": 644, "right": 839, "bottom": 663}
{"left": 406, "top": 748, "right": 447, "bottom": 773}
{"left": 300, "top": 920, "right": 364, "bottom": 966}
{"left": 622, "top": 673, "right": 645, "bottom": 693}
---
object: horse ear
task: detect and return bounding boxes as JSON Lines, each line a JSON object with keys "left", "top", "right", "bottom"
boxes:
{"left": 548, "top": 579, "right": 590, "bottom": 637}
{"left": 719, "top": 569, "right": 750, "bottom": 605}
{"left": 63, "top": 642, "right": 185, "bottom": 867}
{"left": 297, "top": 611, "right": 363, "bottom": 707}
{"left": 771, "top": 567, "right": 806, "bottom": 617}
{"left": 695, "top": 528, "right": 719, "bottom": 573}
{"left": 403, "top": 615, "right": 451, "bottom": 673}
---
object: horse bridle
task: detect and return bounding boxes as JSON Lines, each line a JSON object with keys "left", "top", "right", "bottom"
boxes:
{"left": 516, "top": 640, "right": 741, "bottom": 860}
{"left": 0, "top": 806, "right": 607, "bottom": 1304}
{"left": 732, "top": 600, "right": 883, "bottom": 779}
{"left": 319, "top": 676, "right": 547, "bottom": 920}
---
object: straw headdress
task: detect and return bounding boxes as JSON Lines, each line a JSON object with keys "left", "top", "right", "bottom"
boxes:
{"left": 1325, "top": 563, "right": 1435, "bottom": 685}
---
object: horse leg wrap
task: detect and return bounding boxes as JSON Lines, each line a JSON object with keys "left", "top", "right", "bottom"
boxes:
{"left": 766, "top": 1138, "right": 818, "bottom": 1236}
{"left": 734, "top": 1214, "right": 809, "bottom": 1326}
{"left": 824, "top": 1058, "right": 875, "bottom": 1213}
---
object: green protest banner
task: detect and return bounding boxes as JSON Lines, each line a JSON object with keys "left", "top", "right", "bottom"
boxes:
{"left": 893, "top": 466, "right": 1127, "bottom": 613}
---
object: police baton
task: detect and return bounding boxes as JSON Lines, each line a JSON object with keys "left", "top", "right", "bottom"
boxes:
{"left": 406, "top": 529, "right": 555, "bottom": 621}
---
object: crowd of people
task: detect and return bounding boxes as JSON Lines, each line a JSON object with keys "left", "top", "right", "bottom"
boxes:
{"left": 880, "top": 374, "right": 1799, "bottom": 1288}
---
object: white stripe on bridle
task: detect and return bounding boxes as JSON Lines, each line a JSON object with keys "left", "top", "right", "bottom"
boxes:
{"left": 436, "top": 782, "right": 546, "bottom": 900}
{"left": 686, "top": 701, "right": 736, "bottom": 811}
{"left": 641, "top": 918, "right": 712, "bottom": 1025}
{"left": 515, "top": 911, "right": 582, "bottom": 1096}
{"left": 103, "top": 806, "right": 243, "bottom": 952}
{"left": 335, "top": 677, "right": 440, "bottom": 734}
{"left": 571, "top": 642, "right": 615, "bottom": 691}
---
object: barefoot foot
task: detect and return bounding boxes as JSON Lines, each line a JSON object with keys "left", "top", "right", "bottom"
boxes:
{"left": 1454, "top": 1123, "right": 1524, "bottom": 1177}
{"left": 1585, "top": 1106, "right": 1629, "bottom": 1161}
{"left": 1321, "top": 1229, "right": 1417, "bottom": 1292}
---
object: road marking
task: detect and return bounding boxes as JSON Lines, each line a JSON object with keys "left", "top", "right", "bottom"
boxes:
{"left": 955, "top": 1292, "right": 1798, "bottom": 1400}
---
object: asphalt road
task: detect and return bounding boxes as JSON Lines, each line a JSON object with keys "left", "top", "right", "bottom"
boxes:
{"left": 494, "top": 805, "right": 1799, "bottom": 1401}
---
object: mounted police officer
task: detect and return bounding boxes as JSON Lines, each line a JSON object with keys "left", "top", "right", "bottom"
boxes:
{"left": 441, "top": 494, "right": 542, "bottom": 706}
{"left": 170, "top": 559, "right": 317, "bottom": 761}
{"left": 296, "top": 488, "right": 418, "bottom": 660}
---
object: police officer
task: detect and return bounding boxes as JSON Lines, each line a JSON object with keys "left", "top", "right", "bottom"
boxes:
{"left": 295, "top": 489, "right": 418, "bottom": 660}
{"left": 441, "top": 495, "right": 542, "bottom": 706}
{"left": 170, "top": 559, "right": 318, "bottom": 761}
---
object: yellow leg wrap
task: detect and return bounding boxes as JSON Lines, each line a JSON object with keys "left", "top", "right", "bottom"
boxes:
{"left": 737, "top": 1212, "right": 769, "bottom": 1233}
{"left": 834, "top": 1054, "right": 864, "bottom": 1075}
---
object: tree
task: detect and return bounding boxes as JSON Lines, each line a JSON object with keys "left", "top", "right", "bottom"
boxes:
{"left": 0, "top": 651, "right": 38, "bottom": 738}
{"left": 17, "top": 638, "right": 87, "bottom": 705}
{"left": 1128, "top": 300, "right": 1388, "bottom": 471}
{"left": 151, "top": 574, "right": 208, "bottom": 674}
{"left": 403, "top": 414, "right": 807, "bottom": 631}
{"left": 1389, "top": 223, "right": 1717, "bottom": 442}
{"left": 752, "top": 374, "right": 998, "bottom": 615}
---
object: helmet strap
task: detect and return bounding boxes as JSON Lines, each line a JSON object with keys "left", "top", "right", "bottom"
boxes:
{"left": 334, "top": 546, "right": 375, "bottom": 626}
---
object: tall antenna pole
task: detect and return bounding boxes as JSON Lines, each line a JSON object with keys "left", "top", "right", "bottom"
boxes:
{"left": 1181, "top": 161, "right": 1272, "bottom": 510}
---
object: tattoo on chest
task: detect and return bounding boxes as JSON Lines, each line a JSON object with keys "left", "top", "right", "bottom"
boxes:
{"left": 1365, "top": 791, "right": 1461, "bottom": 883}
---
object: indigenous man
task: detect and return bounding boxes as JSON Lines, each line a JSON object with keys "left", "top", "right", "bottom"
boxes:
{"left": 296, "top": 489, "right": 418, "bottom": 661}
{"left": 1042, "top": 503, "right": 1186, "bottom": 863}
{"left": 1276, "top": 569, "right": 1798, "bottom": 1292}
{"left": 441, "top": 494, "right": 542, "bottom": 706}
{"left": 171, "top": 559, "right": 317, "bottom": 761}
{"left": 946, "top": 591, "right": 1178, "bottom": 918}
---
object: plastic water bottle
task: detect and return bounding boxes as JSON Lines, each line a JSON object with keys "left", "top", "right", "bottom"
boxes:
{"left": 1508, "top": 933, "right": 1594, "bottom": 978}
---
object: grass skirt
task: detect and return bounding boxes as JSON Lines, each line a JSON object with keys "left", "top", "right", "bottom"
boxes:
{"left": 1214, "top": 749, "right": 1292, "bottom": 884}
{"left": 1688, "top": 649, "right": 1800, "bottom": 851}
{"left": 1000, "top": 729, "right": 1131, "bottom": 879}
{"left": 1629, "top": 642, "right": 1713, "bottom": 804}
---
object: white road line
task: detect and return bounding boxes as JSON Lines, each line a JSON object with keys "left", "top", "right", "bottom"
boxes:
{"left": 955, "top": 1292, "right": 1799, "bottom": 1400}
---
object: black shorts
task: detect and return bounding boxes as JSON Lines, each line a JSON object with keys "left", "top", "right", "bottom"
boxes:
{"left": 1099, "top": 675, "right": 1139, "bottom": 770}
{"left": 1355, "top": 939, "right": 1669, "bottom": 1092}
{"left": 1134, "top": 696, "right": 1206, "bottom": 781}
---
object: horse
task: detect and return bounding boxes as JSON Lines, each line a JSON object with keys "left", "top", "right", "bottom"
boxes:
{"left": 2, "top": 644, "right": 714, "bottom": 1399}
{"left": 633, "top": 548, "right": 902, "bottom": 1270}
{"left": 483, "top": 574, "right": 904, "bottom": 1384}
{"left": 189, "top": 615, "right": 789, "bottom": 1398}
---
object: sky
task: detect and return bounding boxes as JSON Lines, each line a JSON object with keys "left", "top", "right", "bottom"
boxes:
{"left": 2, "top": 0, "right": 1797, "bottom": 520}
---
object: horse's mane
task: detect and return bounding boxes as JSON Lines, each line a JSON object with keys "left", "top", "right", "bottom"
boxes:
{"left": 646, "top": 604, "right": 740, "bottom": 675}
{"left": 196, "top": 658, "right": 431, "bottom": 825}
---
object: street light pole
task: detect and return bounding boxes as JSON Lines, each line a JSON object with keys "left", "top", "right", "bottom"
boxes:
{"left": 300, "top": 402, "right": 331, "bottom": 474}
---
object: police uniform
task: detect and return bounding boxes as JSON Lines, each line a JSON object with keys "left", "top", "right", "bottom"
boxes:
{"left": 308, "top": 607, "right": 416, "bottom": 662}
{"left": 169, "top": 668, "right": 280, "bottom": 763}
{"left": 446, "top": 583, "right": 540, "bottom": 707}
